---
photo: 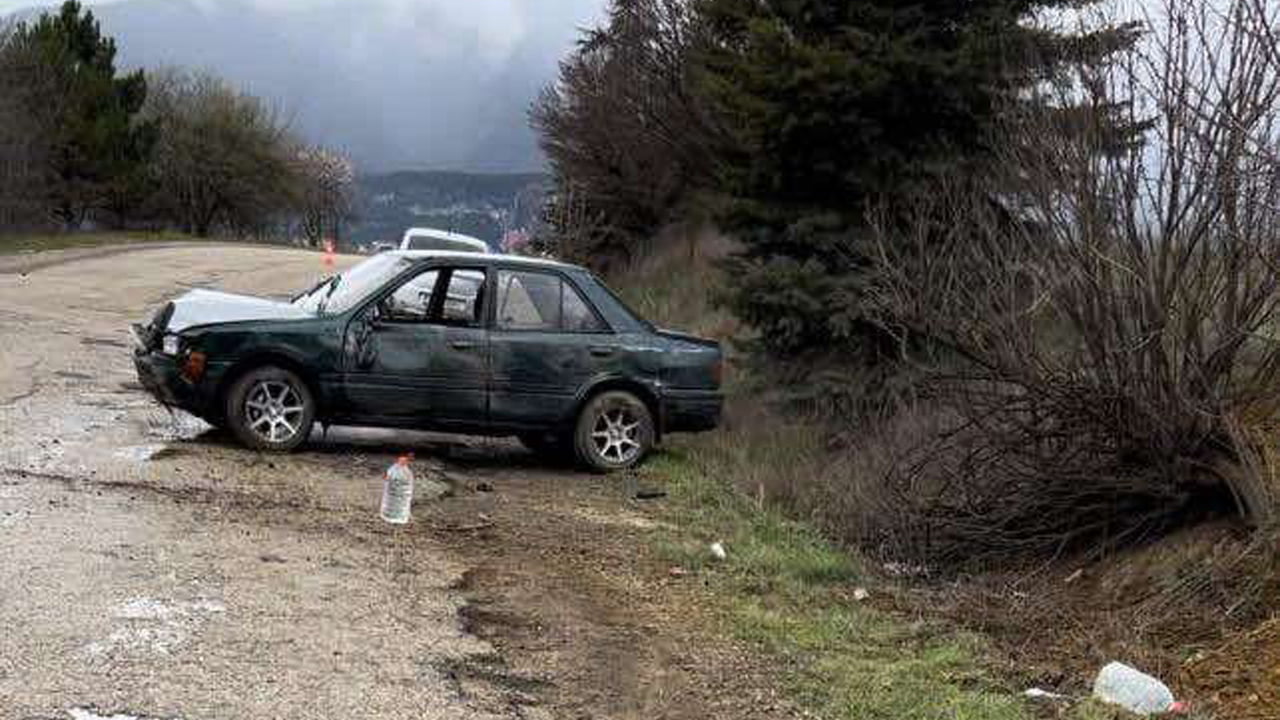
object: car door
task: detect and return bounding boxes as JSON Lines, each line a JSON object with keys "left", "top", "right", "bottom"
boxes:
{"left": 341, "top": 265, "right": 490, "bottom": 429}
{"left": 487, "top": 267, "right": 617, "bottom": 430}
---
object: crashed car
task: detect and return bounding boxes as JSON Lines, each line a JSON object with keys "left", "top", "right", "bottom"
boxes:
{"left": 132, "top": 251, "right": 723, "bottom": 471}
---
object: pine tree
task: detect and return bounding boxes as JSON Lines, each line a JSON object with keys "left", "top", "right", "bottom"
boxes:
{"left": 15, "top": 0, "right": 153, "bottom": 227}
{"left": 698, "top": 0, "right": 1141, "bottom": 398}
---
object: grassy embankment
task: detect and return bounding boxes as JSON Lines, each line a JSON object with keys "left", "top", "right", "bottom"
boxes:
{"left": 612, "top": 241, "right": 1059, "bottom": 720}
{"left": 0, "top": 230, "right": 197, "bottom": 255}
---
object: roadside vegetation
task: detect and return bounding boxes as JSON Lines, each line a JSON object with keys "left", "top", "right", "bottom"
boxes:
{"left": 0, "top": 1, "right": 354, "bottom": 244}
{"left": 574, "top": 1, "right": 1280, "bottom": 715}
{"left": 0, "top": 230, "right": 191, "bottom": 255}
{"left": 641, "top": 447, "right": 1032, "bottom": 720}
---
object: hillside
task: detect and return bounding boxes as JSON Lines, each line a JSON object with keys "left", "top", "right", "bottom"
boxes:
{"left": 349, "top": 171, "right": 547, "bottom": 250}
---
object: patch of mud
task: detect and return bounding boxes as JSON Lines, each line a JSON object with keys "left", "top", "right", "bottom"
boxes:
{"left": 433, "top": 653, "right": 553, "bottom": 700}
{"left": 80, "top": 336, "right": 130, "bottom": 349}
{"left": 56, "top": 370, "right": 94, "bottom": 380}
{"left": 113, "top": 445, "right": 183, "bottom": 463}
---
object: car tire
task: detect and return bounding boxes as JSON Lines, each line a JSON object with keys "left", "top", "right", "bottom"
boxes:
{"left": 573, "top": 390, "right": 655, "bottom": 472}
{"left": 225, "top": 366, "right": 315, "bottom": 452}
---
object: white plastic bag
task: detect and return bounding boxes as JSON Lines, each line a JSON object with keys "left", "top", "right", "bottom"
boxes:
{"left": 1092, "top": 661, "right": 1175, "bottom": 716}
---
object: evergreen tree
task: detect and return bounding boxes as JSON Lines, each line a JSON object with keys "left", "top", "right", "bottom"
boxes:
{"left": 14, "top": 1, "right": 153, "bottom": 227}
{"left": 698, "top": 0, "right": 1141, "bottom": 396}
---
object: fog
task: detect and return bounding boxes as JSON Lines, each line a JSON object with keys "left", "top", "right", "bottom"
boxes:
{"left": 1, "top": 0, "right": 604, "bottom": 172}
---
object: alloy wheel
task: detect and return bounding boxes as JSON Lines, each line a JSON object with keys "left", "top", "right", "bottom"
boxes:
{"left": 590, "top": 406, "right": 643, "bottom": 465}
{"left": 244, "top": 379, "right": 306, "bottom": 444}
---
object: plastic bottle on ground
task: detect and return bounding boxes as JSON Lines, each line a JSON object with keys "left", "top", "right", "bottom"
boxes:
{"left": 381, "top": 454, "right": 415, "bottom": 525}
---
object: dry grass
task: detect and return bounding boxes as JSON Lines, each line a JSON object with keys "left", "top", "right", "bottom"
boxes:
{"left": 611, "top": 222, "right": 1280, "bottom": 718}
{"left": 610, "top": 223, "right": 738, "bottom": 341}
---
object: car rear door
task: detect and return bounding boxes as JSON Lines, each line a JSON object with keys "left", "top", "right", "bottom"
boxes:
{"left": 487, "top": 267, "right": 617, "bottom": 430}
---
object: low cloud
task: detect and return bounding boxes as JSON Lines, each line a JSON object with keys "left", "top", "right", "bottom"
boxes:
{"left": 4, "top": 0, "right": 603, "bottom": 172}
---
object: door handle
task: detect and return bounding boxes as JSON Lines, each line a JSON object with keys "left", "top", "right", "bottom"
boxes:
{"left": 450, "top": 340, "right": 476, "bottom": 351}
{"left": 589, "top": 346, "right": 616, "bottom": 358}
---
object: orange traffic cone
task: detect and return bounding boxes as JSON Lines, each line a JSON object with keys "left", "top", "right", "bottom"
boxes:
{"left": 322, "top": 239, "right": 336, "bottom": 269}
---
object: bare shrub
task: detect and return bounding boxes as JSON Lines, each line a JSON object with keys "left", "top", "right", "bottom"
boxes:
{"left": 294, "top": 146, "right": 355, "bottom": 247}
{"left": 532, "top": 0, "right": 722, "bottom": 269}
{"left": 143, "top": 69, "right": 308, "bottom": 238}
{"left": 867, "top": 0, "right": 1280, "bottom": 564}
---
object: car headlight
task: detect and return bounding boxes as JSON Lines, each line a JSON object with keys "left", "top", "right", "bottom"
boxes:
{"left": 162, "top": 335, "right": 181, "bottom": 356}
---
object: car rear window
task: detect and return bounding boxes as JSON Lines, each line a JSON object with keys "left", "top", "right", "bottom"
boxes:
{"left": 496, "top": 270, "right": 607, "bottom": 333}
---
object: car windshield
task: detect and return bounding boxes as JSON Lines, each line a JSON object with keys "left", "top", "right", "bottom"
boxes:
{"left": 292, "top": 253, "right": 414, "bottom": 316}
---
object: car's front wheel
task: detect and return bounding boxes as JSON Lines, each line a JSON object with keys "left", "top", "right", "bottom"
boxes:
{"left": 573, "top": 391, "right": 655, "bottom": 472}
{"left": 225, "top": 366, "right": 315, "bottom": 452}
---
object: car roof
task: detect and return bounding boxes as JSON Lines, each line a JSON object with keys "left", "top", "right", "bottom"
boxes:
{"left": 386, "top": 249, "right": 586, "bottom": 272}
{"left": 402, "top": 227, "right": 487, "bottom": 244}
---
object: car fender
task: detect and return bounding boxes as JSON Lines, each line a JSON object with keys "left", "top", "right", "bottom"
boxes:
{"left": 568, "top": 373, "right": 665, "bottom": 437}
{"left": 214, "top": 347, "right": 330, "bottom": 416}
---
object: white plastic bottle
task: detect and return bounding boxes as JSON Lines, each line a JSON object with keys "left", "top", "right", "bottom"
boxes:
{"left": 381, "top": 455, "right": 415, "bottom": 524}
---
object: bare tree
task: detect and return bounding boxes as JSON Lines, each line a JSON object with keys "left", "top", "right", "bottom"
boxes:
{"left": 531, "top": 0, "right": 722, "bottom": 267}
{"left": 144, "top": 69, "right": 299, "bottom": 237}
{"left": 295, "top": 146, "right": 355, "bottom": 247}
{"left": 867, "top": 0, "right": 1280, "bottom": 563}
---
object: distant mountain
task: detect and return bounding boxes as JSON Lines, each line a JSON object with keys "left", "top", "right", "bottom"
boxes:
{"left": 350, "top": 171, "right": 548, "bottom": 250}
{"left": 6, "top": 0, "right": 601, "bottom": 173}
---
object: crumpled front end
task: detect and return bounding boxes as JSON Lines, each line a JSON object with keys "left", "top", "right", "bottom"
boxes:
{"left": 131, "top": 300, "right": 217, "bottom": 419}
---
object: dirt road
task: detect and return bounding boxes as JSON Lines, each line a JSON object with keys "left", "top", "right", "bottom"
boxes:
{"left": 0, "top": 245, "right": 790, "bottom": 720}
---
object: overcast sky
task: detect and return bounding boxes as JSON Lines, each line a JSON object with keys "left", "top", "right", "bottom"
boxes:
{"left": 2, "top": 0, "right": 604, "bottom": 173}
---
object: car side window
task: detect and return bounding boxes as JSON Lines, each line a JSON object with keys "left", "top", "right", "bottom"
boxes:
{"left": 438, "top": 269, "right": 486, "bottom": 327}
{"left": 563, "top": 281, "right": 607, "bottom": 332}
{"left": 381, "top": 270, "right": 439, "bottom": 322}
{"left": 496, "top": 270, "right": 607, "bottom": 333}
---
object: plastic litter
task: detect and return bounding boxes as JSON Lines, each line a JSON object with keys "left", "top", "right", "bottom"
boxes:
{"left": 381, "top": 454, "right": 415, "bottom": 525}
{"left": 852, "top": 587, "right": 870, "bottom": 602}
{"left": 709, "top": 541, "right": 727, "bottom": 560}
{"left": 1092, "top": 661, "right": 1175, "bottom": 716}
{"left": 1023, "top": 688, "right": 1067, "bottom": 701}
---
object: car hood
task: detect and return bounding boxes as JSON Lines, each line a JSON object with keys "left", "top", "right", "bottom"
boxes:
{"left": 166, "top": 289, "right": 313, "bottom": 332}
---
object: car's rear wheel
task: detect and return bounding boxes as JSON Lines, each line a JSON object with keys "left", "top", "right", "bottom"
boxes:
{"left": 573, "top": 391, "right": 654, "bottom": 472}
{"left": 225, "top": 366, "right": 315, "bottom": 452}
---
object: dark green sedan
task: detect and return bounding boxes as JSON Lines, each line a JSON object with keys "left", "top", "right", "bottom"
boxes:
{"left": 132, "top": 251, "right": 723, "bottom": 471}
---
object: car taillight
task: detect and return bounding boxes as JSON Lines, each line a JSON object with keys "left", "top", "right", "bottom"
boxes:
{"left": 711, "top": 354, "right": 724, "bottom": 388}
{"left": 182, "top": 351, "right": 207, "bottom": 383}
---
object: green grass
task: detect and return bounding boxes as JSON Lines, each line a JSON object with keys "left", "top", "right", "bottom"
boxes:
{"left": 640, "top": 449, "right": 1032, "bottom": 720}
{"left": 0, "top": 230, "right": 195, "bottom": 255}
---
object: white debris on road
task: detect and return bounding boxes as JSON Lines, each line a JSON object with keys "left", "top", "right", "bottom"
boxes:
{"left": 85, "top": 596, "right": 226, "bottom": 657}
{"left": 69, "top": 708, "right": 180, "bottom": 720}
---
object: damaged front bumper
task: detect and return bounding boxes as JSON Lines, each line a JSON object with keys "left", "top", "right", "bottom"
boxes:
{"left": 133, "top": 349, "right": 213, "bottom": 418}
